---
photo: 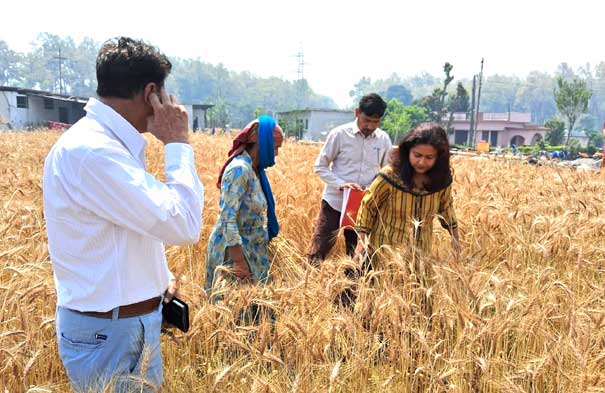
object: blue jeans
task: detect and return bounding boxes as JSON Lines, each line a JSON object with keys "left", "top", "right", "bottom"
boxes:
{"left": 56, "top": 303, "right": 163, "bottom": 392}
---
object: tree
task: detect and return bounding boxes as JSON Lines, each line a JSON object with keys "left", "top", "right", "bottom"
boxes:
{"left": 386, "top": 84, "right": 413, "bottom": 105}
{"left": 0, "top": 40, "right": 21, "bottom": 86}
{"left": 349, "top": 76, "right": 372, "bottom": 104}
{"left": 421, "top": 63, "right": 454, "bottom": 125}
{"left": 587, "top": 130, "right": 604, "bottom": 149}
{"left": 516, "top": 71, "right": 557, "bottom": 125}
{"left": 553, "top": 76, "right": 593, "bottom": 147}
{"left": 480, "top": 74, "right": 521, "bottom": 112}
{"left": 445, "top": 82, "right": 470, "bottom": 132}
{"left": 584, "top": 62, "right": 605, "bottom": 132}
{"left": 68, "top": 37, "right": 98, "bottom": 96}
{"left": 576, "top": 114, "right": 597, "bottom": 132}
{"left": 207, "top": 99, "right": 230, "bottom": 128}
{"left": 382, "top": 99, "right": 428, "bottom": 141}
{"left": 404, "top": 105, "right": 429, "bottom": 130}
{"left": 544, "top": 117, "right": 566, "bottom": 146}
{"left": 448, "top": 82, "right": 469, "bottom": 113}
{"left": 405, "top": 72, "right": 440, "bottom": 99}
{"left": 555, "top": 62, "right": 576, "bottom": 81}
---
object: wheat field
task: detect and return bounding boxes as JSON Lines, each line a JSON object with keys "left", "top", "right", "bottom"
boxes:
{"left": 0, "top": 131, "right": 604, "bottom": 392}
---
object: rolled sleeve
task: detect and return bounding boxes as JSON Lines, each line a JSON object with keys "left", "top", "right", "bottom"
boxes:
{"left": 313, "top": 131, "right": 347, "bottom": 188}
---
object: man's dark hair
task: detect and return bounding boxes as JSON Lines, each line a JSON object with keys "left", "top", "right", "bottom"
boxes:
{"left": 394, "top": 122, "right": 452, "bottom": 192}
{"left": 96, "top": 37, "right": 172, "bottom": 99}
{"left": 358, "top": 93, "right": 387, "bottom": 118}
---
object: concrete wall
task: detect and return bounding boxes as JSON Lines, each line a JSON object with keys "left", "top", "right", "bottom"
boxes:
{"left": 0, "top": 91, "right": 85, "bottom": 130}
{"left": 183, "top": 105, "right": 209, "bottom": 131}
{"left": 305, "top": 111, "right": 353, "bottom": 140}
{"left": 499, "top": 130, "right": 547, "bottom": 147}
{"left": 0, "top": 92, "right": 10, "bottom": 128}
{"left": 450, "top": 129, "right": 548, "bottom": 147}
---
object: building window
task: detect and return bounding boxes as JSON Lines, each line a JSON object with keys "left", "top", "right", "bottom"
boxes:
{"left": 59, "top": 107, "right": 69, "bottom": 123}
{"left": 454, "top": 130, "right": 469, "bottom": 146}
{"left": 490, "top": 131, "right": 498, "bottom": 146}
{"left": 482, "top": 131, "right": 489, "bottom": 141}
{"left": 16, "top": 96, "right": 28, "bottom": 108}
{"left": 304, "top": 119, "right": 309, "bottom": 130}
{"left": 44, "top": 98, "right": 55, "bottom": 110}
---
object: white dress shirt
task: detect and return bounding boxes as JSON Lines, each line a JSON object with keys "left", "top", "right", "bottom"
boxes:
{"left": 43, "top": 98, "right": 204, "bottom": 312}
{"left": 314, "top": 120, "right": 393, "bottom": 210}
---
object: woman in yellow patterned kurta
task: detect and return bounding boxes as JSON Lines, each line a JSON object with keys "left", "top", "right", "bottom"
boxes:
{"left": 356, "top": 122, "right": 459, "bottom": 259}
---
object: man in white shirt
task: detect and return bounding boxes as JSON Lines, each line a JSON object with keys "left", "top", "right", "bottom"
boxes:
{"left": 308, "top": 93, "right": 392, "bottom": 264}
{"left": 43, "top": 37, "right": 204, "bottom": 392}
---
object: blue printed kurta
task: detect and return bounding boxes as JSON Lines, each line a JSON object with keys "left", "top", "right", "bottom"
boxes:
{"left": 205, "top": 151, "right": 270, "bottom": 291}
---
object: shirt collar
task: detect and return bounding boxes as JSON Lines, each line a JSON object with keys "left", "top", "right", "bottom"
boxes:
{"left": 352, "top": 119, "right": 377, "bottom": 139}
{"left": 239, "top": 150, "right": 253, "bottom": 164}
{"left": 84, "top": 98, "right": 147, "bottom": 161}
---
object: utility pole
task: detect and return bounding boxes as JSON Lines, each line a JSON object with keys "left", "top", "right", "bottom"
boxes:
{"left": 473, "top": 58, "right": 485, "bottom": 149}
{"left": 53, "top": 47, "right": 67, "bottom": 95}
{"left": 468, "top": 75, "right": 477, "bottom": 146}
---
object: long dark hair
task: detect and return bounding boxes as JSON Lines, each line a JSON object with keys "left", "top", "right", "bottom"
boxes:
{"left": 393, "top": 122, "right": 452, "bottom": 192}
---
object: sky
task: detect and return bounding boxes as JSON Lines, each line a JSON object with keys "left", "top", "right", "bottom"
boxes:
{"left": 1, "top": 0, "right": 603, "bottom": 107}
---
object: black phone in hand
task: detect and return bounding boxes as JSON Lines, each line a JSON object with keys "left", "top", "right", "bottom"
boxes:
{"left": 162, "top": 296, "right": 189, "bottom": 332}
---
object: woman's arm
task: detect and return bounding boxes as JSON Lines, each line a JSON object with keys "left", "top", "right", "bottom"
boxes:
{"left": 355, "top": 174, "right": 390, "bottom": 256}
{"left": 438, "top": 185, "right": 460, "bottom": 255}
{"left": 219, "top": 165, "right": 252, "bottom": 280}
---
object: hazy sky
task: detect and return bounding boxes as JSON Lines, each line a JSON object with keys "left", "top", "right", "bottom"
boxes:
{"left": 1, "top": 0, "right": 603, "bottom": 107}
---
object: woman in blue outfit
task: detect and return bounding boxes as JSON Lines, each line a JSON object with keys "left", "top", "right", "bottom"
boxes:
{"left": 205, "top": 115, "right": 284, "bottom": 294}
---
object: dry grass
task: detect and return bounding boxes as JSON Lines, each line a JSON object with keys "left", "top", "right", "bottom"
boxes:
{"left": 1, "top": 131, "right": 604, "bottom": 392}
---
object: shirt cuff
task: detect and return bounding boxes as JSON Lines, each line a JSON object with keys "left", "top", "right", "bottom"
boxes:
{"left": 165, "top": 143, "right": 195, "bottom": 170}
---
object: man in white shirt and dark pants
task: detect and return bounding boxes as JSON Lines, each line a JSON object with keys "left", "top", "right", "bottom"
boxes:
{"left": 43, "top": 37, "right": 204, "bottom": 392}
{"left": 308, "top": 93, "right": 392, "bottom": 265}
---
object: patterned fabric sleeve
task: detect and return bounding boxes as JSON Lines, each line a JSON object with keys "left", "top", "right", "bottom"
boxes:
{"left": 356, "top": 174, "right": 390, "bottom": 234}
{"left": 218, "top": 165, "right": 248, "bottom": 246}
{"left": 438, "top": 184, "right": 458, "bottom": 230}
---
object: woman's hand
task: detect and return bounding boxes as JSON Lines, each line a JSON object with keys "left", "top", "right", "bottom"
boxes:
{"left": 227, "top": 245, "right": 252, "bottom": 281}
{"left": 451, "top": 227, "right": 461, "bottom": 259}
{"left": 354, "top": 233, "right": 370, "bottom": 259}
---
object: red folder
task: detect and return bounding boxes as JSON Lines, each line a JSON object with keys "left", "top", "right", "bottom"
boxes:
{"left": 339, "top": 188, "right": 366, "bottom": 229}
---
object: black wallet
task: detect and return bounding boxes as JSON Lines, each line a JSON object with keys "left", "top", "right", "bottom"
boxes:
{"left": 162, "top": 296, "right": 189, "bottom": 332}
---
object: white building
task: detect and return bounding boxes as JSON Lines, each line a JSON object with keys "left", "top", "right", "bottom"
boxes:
{"left": 0, "top": 86, "right": 87, "bottom": 130}
{"left": 1, "top": 86, "right": 213, "bottom": 132}
{"left": 184, "top": 103, "right": 213, "bottom": 131}
{"left": 449, "top": 112, "right": 549, "bottom": 147}
{"left": 277, "top": 109, "right": 354, "bottom": 140}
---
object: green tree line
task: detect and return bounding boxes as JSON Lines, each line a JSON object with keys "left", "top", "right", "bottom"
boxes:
{"left": 2, "top": 34, "right": 604, "bottom": 138}
{"left": 350, "top": 62, "right": 605, "bottom": 136}
{"left": 0, "top": 34, "right": 336, "bottom": 128}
